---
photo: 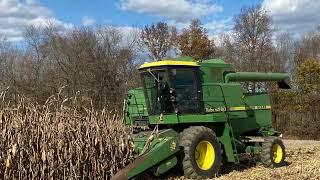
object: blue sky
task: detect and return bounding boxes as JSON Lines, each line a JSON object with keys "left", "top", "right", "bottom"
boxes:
{"left": 0, "top": 0, "right": 319, "bottom": 41}
{"left": 41, "top": 0, "right": 261, "bottom": 27}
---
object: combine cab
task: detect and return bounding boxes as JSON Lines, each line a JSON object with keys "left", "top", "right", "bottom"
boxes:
{"left": 117, "top": 58, "right": 290, "bottom": 179}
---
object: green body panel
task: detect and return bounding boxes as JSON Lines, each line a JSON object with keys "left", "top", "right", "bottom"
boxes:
{"left": 122, "top": 58, "right": 289, "bottom": 178}
{"left": 199, "top": 59, "right": 231, "bottom": 83}
{"left": 125, "top": 88, "right": 148, "bottom": 126}
{"left": 231, "top": 92, "right": 273, "bottom": 136}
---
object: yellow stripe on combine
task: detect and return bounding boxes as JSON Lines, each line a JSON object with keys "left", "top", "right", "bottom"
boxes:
{"left": 138, "top": 60, "right": 199, "bottom": 69}
{"left": 205, "top": 105, "right": 271, "bottom": 113}
{"left": 229, "top": 106, "right": 246, "bottom": 111}
{"left": 229, "top": 105, "right": 271, "bottom": 111}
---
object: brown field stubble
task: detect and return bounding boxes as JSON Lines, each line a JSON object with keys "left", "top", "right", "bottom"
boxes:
{"left": 171, "top": 145, "right": 320, "bottom": 180}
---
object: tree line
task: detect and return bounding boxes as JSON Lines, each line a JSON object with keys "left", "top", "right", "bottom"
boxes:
{"left": 0, "top": 5, "right": 319, "bottom": 139}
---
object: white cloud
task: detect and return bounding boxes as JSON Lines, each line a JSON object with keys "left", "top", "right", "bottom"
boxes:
{"left": 167, "top": 20, "right": 189, "bottom": 30}
{"left": 121, "top": 0, "right": 230, "bottom": 41}
{"left": 262, "top": 0, "right": 320, "bottom": 36}
{"left": 82, "top": 16, "right": 95, "bottom": 26}
{"left": 204, "top": 18, "right": 233, "bottom": 38}
{"left": 119, "top": 0, "right": 223, "bottom": 22}
{"left": 116, "top": 26, "right": 140, "bottom": 35}
{"left": 0, "top": 0, "right": 73, "bottom": 41}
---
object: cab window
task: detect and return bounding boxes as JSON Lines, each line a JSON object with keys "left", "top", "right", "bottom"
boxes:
{"left": 170, "top": 67, "right": 201, "bottom": 113}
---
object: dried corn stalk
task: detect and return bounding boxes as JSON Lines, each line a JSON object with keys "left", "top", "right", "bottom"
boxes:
{"left": 0, "top": 92, "right": 134, "bottom": 180}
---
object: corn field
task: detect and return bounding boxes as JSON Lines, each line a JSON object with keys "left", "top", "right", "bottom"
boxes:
{"left": 0, "top": 90, "right": 134, "bottom": 179}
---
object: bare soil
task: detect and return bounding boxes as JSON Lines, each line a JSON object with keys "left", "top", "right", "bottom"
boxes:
{"left": 283, "top": 139, "right": 320, "bottom": 149}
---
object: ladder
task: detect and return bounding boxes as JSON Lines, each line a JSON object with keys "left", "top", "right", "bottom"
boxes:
{"left": 227, "top": 119, "right": 239, "bottom": 163}
{"left": 218, "top": 84, "right": 239, "bottom": 163}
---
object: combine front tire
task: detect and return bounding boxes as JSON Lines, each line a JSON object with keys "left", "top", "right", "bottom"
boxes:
{"left": 179, "top": 126, "right": 222, "bottom": 178}
{"left": 261, "top": 137, "right": 286, "bottom": 167}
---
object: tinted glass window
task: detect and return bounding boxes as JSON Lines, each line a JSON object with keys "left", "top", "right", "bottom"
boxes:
{"left": 170, "top": 68, "right": 200, "bottom": 113}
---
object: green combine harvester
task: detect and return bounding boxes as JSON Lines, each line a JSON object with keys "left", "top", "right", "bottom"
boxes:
{"left": 115, "top": 57, "right": 290, "bottom": 179}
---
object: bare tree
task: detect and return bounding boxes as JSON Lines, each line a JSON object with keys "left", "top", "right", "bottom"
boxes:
{"left": 272, "top": 32, "right": 295, "bottom": 73}
{"left": 233, "top": 5, "right": 273, "bottom": 72}
{"left": 220, "top": 33, "right": 236, "bottom": 65}
{"left": 141, "top": 22, "right": 176, "bottom": 61}
{"left": 294, "top": 32, "right": 320, "bottom": 65}
{"left": 40, "top": 26, "right": 140, "bottom": 108}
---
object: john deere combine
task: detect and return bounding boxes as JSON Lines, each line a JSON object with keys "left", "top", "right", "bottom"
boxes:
{"left": 116, "top": 57, "right": 290, "bottom": 179}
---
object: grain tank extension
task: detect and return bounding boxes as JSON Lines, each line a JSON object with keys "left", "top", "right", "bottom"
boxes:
{"left": 116, "top": 58, "right": 290, "bottom": 179}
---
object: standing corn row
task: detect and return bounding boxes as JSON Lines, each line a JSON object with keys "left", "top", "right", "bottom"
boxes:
{"left": 0, "top": 92, "right": 134, "bottom": 179}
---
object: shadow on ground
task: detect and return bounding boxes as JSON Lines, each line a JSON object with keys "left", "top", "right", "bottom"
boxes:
{"left": 219, "top": 154, "right": 258, "bottom": 175}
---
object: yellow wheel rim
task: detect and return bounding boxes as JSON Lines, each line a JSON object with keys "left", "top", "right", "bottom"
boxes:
{"left": 195, "top": 141, "right": 215, "bottom": 170}
{"left": 272, "top": 144, "right": 283, "bottom": 163}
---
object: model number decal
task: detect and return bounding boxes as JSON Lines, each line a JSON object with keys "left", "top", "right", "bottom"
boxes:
{"left": 205, "top": 107, "right": 227, "bottom": 112}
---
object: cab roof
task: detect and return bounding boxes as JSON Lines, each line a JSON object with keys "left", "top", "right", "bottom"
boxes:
{"left": 138, "top": 60, "right": 199, "bottom": 69}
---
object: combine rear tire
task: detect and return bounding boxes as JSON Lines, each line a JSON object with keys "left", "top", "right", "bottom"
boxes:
{"left": 179, "top": 126, "right": 221, "bottom": 178}
{"left": 261, "top": 137, "right": 286, "bottom": 167}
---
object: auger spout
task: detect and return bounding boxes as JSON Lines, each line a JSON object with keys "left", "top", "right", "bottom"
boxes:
{"left": 224, "top": 72, "right": 291, "bottom": 89}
